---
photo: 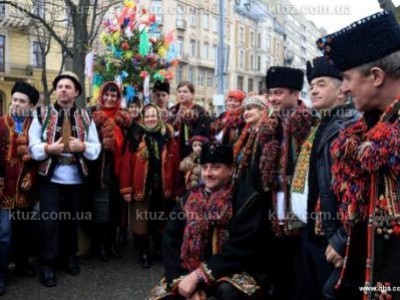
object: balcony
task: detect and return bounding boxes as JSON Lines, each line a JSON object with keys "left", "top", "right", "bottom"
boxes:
{"left": 0, "top": 6, "right": 31, "bottom": 28}
{"left": 176, "top": 19, "right": 187, "bottom": 31}
{"left": 0, "top": 63, "right": 34, "bottom": 78}
{"left": 177, "top": 53, "right": 189, "bottom": 63}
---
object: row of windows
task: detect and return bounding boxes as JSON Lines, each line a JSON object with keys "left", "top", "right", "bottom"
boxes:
{"left": 151, "top": 2, "right": 220, "bottom": 31}
{"left": 0, "top": 36, "right": 44, "bottom": 73}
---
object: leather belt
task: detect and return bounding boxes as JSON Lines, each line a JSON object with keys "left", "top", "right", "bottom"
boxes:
{"left": 58, "top": 156, "right": 77, "bottom": 165}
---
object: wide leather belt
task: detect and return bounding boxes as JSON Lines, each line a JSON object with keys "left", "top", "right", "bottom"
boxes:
{"left": 58, "top": 156, "right": 77, "bottom": 165}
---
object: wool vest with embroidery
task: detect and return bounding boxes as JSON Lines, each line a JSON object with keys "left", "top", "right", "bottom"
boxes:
{"left": 36, "top": 104, "right": 92, "bottom": 179}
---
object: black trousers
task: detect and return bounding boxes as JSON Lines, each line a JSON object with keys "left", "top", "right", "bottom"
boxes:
{"left": 269, "top": 234, "right": 303, "bottom": 300}
{"left": 39, "top": 181, "right": 82, "bottom": 264}
{"left": 301, "top": 229, "right": 335, "bottom": 300}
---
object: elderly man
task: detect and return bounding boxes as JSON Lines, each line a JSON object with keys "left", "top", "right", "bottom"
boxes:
{"left": 317, "top": 10, "right": 400, "bottom": 299}
{"left": 28, "top": 71, "right": 101, "bottom": 287}
{"left": 149, "top": 143, "right": 266, "bottom": 300}
{"left": 291, "top": 57, "right": 359, "bottom": 299}
{"left": 0, "top": 82, "right": 39, "bottom": 295}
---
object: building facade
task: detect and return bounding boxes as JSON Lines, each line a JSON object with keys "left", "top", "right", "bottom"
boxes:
{"left": 0, "top": 0, "right": 67, "bottom": 114}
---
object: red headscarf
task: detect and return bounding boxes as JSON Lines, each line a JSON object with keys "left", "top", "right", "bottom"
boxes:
{"left": 227, "top": 89, "right": 246, "bottom": 102}
{"left": 98, "top": 82, "right": 124, "bottom": 176}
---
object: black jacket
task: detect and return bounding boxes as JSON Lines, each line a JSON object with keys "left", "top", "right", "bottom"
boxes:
{"left": 163, "top": 181, "right": 266, "bottom": 285}
{"left": 309, "top": 104, "right": 360, "bottom": 255}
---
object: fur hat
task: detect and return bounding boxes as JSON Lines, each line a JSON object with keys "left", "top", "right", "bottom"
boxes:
{"left": 200, "top": 143, "right": 233, "bottom": 165}
{"left": 316, "top": 11, "right": 400, "bottom": 71}
{"left": 11, "top": 81, "right": 39, "bottom": 105}
{"left": 306, "top": 56, "right": 342, "bottom": 83}
{"left": 266, "top": 66, "right": 304, "bottom": 91}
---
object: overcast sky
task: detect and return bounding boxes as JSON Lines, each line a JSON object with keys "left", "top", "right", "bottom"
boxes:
{"left": 291, "top": 0, "right": 400, "bottom": 32}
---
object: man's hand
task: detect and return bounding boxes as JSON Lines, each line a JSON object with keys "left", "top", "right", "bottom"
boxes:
{"left": 326, "top": 244, "right": 344, "bottom": 268}
{"left": 69, "top": 137, "right": 85, "bottom": 153}
{"left": 123, "top": 194, "right": 132, "bottom": 202}
{"left": 45, "top": 138, "right": 64, "bottom": 156}
{"left": 178, "top": 272, "right": 199, "bottom": 298}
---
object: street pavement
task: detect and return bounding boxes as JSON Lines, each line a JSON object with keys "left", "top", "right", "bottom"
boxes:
{"left": 2, "top": 243, "right": 163, "bottom": 300}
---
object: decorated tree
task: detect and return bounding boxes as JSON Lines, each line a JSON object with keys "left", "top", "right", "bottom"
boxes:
{"left": 92, "top": 0, "right": 179, "bottom": 105}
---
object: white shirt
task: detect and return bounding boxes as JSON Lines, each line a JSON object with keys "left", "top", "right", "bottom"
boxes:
{"left": 28, "top": 116, "right": 101, "bottom": 184}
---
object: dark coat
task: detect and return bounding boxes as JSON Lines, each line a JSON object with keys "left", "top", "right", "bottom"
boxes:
{"left": 168, "top": 103, "right": 211, "bottom": 158}
{"left": 163, "top": 181, "right": 266, "bottom": 285}
{"left": 309, "top": 105, "right": 360, "bottom": 254}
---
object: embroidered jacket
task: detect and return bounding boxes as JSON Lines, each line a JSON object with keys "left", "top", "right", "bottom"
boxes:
{"left": 0, "top": 115, "right": 38, "bottom": 209}
{"left": 151, "top": 181, "right": 266, "bottom": 299}
{"left": 119, "top": 125, "right": 179, "bottom": 201}
{"left": 331, "top": 99, "right": 400, "bottom": 298}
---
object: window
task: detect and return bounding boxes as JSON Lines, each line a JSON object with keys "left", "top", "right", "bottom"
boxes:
{"left": 188, "top": 66, "right": 194, "bottom": 83}
{"left": 258, "top": 81, "right": 263, "bottom": 94}
{"left": 151, "top": 1, "right": 163, "bottom": 24}
{"left": 198, "top": 69, "right": 205, "bottom": 86}
{"left": 207, "top": 72, "right": 213, "bottom": 87}
{"left": 212, "top": 44, "right": 217, "bottom": 61}
{"left": 190, "top": 39, "right": 196, "bottom": 57}
{"left": 212, "top": 16, "right": 218, "bottom": 32}
{"left": 266, "top": 34, "right": 271, "bottom": 49}
{"left": 190, "top": 8, "right": 196, "bottom": 27}
{"left": 257, "top": 56, "right": 261, "bottom": 71}
{"left": 32, "top": 41, "right": 44, "bottom": 68}
{"left": 176, "top": 64, "right": 183, "bottom": 83}
{"left": 250, "top": 31, "right": 255, "bottom": 47}
{"left": 203, "top": 13, "right": 209, "bottom": 30}
{"left": 237, "top": 76, "right": 244, "bottom": 90}
{"left": 177, "top": 5, "right": 184, "bottom": 20}
{"left": 203, "top": 42, "right": 209, "bottom": 59}
{"left": 33, "top": 0, "right": 45, "bottom": 19}
{"left": 239, "top": 50, "right": 244, "bottom": 68}
{"left": 250, "top": 54, "right": 254, "bottom": 70}
{"left": 0, "top": 3, "right": 5, "bottom": 17}
{"left": 177, "top": 37, "right": 184, "bottom": 56}
{"left": 0, "top": 35, "right": 4, "bottom": 72}
{"left": 239, "top": 26, "right": 244, "bottom": 43}
{"left": 257, "top": 33, "right": 261, "bottom": 48}
{"left": 248, "top": 78, "right": 254, "bottom": 93}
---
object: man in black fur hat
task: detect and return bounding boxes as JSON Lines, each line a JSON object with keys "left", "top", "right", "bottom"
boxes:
{"left": 153, "top": 80, "right": 170, "bottom": 122}
{"left": 291, "top": 57, "right": 359, "bottom": 299}
{"left": 264, "top": 66, "right": 313, "bottom": 300}
{"left": 149, "top": 143, "right": 266, "bottom": 300}
{"left": 316, "top": 10, "right": 400, "bottom": 299}
{"left": 0, "top": 82, "right": 39, "bottom": 295}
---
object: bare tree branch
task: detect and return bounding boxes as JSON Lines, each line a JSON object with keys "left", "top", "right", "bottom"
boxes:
{"left": 0, "top": 0, "right": 73, "bottom": 57}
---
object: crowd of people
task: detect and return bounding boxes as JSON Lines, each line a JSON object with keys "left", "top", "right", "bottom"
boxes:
{"left": 0, "top": 9, "right": 399, "bottom": 300}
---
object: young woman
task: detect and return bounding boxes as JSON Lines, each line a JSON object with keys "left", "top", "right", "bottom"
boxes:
{"left": 89, "top": 82, "right": 125, "bottom": 262}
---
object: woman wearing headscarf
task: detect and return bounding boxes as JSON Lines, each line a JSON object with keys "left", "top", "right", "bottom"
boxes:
{"left": 88, "top": 82, "right": 125, "bottom": 261}
{"left": 120, "top": 104, "right": 179, "bottom": 268}
{"left": 210, "top": 89, "right": 246, "bottom": 145}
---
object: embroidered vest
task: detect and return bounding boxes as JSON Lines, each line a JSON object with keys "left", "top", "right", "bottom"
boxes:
{"left": 37, "top": 105, "right": 91, "bottom": 179}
